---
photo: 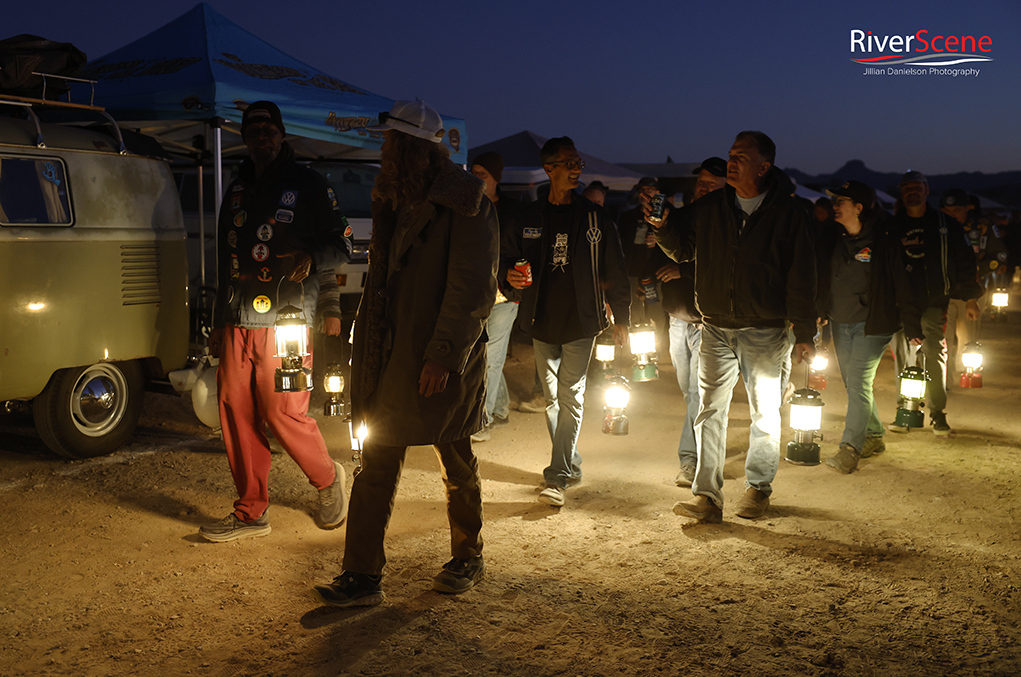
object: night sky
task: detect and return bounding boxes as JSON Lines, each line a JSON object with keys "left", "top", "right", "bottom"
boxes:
{"left": 6, "top": 0, "right": 1019, "bottom": 175}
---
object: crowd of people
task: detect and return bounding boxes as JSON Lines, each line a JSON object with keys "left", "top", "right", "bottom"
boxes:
{"left": 195, "top": 98, "right": 1017, "bottom": 609}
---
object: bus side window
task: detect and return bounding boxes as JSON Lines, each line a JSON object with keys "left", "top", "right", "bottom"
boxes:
{"left": 0, "top": 157, "right": 72, "bottom": 226}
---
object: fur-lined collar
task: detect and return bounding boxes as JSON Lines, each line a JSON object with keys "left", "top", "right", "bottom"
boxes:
{"left": 427, "top": 160, "right": 485, "bottom": 217}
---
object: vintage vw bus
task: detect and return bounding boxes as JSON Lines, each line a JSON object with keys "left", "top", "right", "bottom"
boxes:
{"left": 0, "top": 105, "right": 189, "bottom": 458}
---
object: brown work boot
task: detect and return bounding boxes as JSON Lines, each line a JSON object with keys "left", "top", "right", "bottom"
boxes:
{"left": 825, "top": 443, "right": 861, "bottom": 474}
{"left": 860, "top": 436, "right": 886, "bottom": 458}
{"left": 734, "top": 488, "right": 770, "bottom": 519}
{"left": 672, "top": 495, "right": 722, "bottom": 523}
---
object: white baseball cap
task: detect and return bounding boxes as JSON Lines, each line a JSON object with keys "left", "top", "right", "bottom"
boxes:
{"left": 368, "top": 100, "right": 445, "bottom": 143}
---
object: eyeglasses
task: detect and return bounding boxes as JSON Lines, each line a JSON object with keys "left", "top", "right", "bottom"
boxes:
{"left": 546, "top": 160, "right": 586, "bottom": 171}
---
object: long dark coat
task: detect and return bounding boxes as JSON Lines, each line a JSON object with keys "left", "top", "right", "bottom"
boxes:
{"left": 350, "top": 160, "right": 498, "bottom": 447}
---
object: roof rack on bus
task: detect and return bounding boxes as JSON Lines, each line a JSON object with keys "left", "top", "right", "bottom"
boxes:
{"left": 0, "top": 72, "right": 127, "bottom": 154}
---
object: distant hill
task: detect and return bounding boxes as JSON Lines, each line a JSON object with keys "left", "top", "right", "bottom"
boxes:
{"left": 785, "top": 160, "right": 1021, "bottom": 209}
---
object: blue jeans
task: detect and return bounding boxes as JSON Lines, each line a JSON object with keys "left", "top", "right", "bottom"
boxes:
{"left": 832, "top": 322, "right": 891, "bottom": 451}
{"left": 484, "top": 301, "right": 519, "bottom": 420}
{"left": 533, "top": 336, "right": 595, "bottom": 488}
{"left": 693, "top": 324, "right": 790, "bottom": 508}
{"left": 668, "top": 317, "right": 701, "bottom": 467}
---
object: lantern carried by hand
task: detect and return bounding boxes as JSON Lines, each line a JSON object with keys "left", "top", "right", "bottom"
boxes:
{"left": 893, "top": 365, "right": 928, "bottom": 429}
{"left": 990, "top": 288, "right": 1008, "bottom": 322}
{"left": 323, "top": 363, "right": 346, "bottom": 416}
{"left": 594, "top": 329, "right": 617, "bottom": 380}
{"left": 785, "top": 388, "right": 824, "bottom": 465}
{"left": 808, "top": 349, "right": 829, "bottom": 390}
{"left": 602, "top": 374, "right": 631, "bottom": 436}
{"left": 273, "top": 303, "right": 312, "bottom": 392}
{"left": 959, "top": 342, "right": 983, "bottom": 388}
{"left": 629, "top": 323, "right": 659, "bottom": 382}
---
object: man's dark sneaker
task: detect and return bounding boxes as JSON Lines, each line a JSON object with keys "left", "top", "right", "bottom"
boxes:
{"left": 825, "top": 443, "right": 861, "bottom": 474}
{"left": 931, "top": 411, "right": 951, "bottom": 436}
{"left": 312, "top": 572, "right": 384, "bottom": 608}
{"left": 199, "top": 512, "right": 271, "bottom": 543}
{"left": 316, "top": 460, "right": 348, "bottom": 530}
{"left": 432, "top": 556, "right": 485, "bottom": 594}
{"left": 673, "top": 495, "right": 723, "bottom": 523}
{"left": 491, "top": 414, "right": 510, "bottom": 427}
{"left": 860, "top": 436, "right": 886, "bottom": 458}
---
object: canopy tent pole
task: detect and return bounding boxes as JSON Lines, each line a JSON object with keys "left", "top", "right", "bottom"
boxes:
{"left": 198, "top": 164, "right": 205, "bottom": 287}
{"left": 212, "top": 118, "right": 223, "bottom": 218}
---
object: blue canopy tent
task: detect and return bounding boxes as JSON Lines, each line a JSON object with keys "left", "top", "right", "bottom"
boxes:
{"left": 68, "top": 3, "right": 468, "bottom": 282}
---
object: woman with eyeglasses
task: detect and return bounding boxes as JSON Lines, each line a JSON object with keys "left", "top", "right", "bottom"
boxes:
{"left": 816, "top": 181, "right": 922, "bottom": 474}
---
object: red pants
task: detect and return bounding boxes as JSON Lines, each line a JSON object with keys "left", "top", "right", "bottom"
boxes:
{"left": 218, "top": 325, "right": 334, "bottom": 522}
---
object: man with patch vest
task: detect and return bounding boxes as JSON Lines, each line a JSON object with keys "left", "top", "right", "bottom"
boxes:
{"left": 201, "top": 101, "right": 352, "bottom": 542}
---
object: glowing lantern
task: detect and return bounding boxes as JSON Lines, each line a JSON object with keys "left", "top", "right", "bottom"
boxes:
{"left": 629, "top": 323, "right": 659, "bottom": 382}
{"left": 808, "top": 349, "right": 829, "bottom": 390}
{"left": 602, "top": 374, "right": 631, "bottom": 436}
{"left": 323, "top": 363, "right": 346, "bottom": 416}
{"left": 893, "top": 365, "right": 928, "bottom": 429}
{"left": 959, "top": 342, "right": 983, "bottom": 388}
{"left": 273, "top": 304, "right": 312, "bottom": 392}
{"left": 785, "top": 388, "right": 824, "bottom": 465}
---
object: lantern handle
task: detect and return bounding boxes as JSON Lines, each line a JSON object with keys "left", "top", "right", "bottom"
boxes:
{"left": 275, "top": 276, "right": 307, "bottom": 317}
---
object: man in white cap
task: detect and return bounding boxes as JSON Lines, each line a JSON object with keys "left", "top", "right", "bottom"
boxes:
{"left": 313, "top": 101, "right": 498, "bottom": 607}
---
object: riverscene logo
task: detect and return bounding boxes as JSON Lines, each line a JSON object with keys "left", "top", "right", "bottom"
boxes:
{"left": 850, "top": 29, "right": 993, "bottom": 77}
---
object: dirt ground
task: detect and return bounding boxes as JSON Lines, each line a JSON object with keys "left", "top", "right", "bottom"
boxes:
{"left": 1, "top": 312, "right": 1020, "bottom": 677}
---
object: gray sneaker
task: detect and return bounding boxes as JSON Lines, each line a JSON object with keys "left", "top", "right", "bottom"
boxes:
{"left": 825, "top": 443, "right": 861, "bottom": 474}
{"left": 316, "top": 461, "right": 348, "bottom": 530}
{"left": 199, "top": 512, "right": 271, "bottom": 542}
{"left": 470, "top": 425, "right": 491, "bottom": 443}
{"left": 675, "top": 463, "right": 696, "bottom": 488}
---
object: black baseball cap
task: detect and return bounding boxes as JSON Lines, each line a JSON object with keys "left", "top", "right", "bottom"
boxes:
{"left": 242, "top": 101, "right": 286, "bottom": 136}
{"left": 826, "top": 180, "right": 875, "bottom": 210}
{"left": 939, "top": 188, "right": 969, "bottom": 207}
{"left": 693, "top": 157, "right": 727, "bottom": 178}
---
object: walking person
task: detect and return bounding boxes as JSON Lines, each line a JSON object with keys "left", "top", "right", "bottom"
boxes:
{"left": 313, "top": 101, "right": 498, "bottom": 607}
{"left": 653, "top": 131, "right": 817, "bottom": 523}
{"left": 201, "top": 101, "right": 352, "bottom": 542}
{"left": 469, "top": 151, "right": 520, "bottom": 442}
{"left": 817, "top": 181, "right": 922, "bottom": 474}
{"left": 504, "top": 136, "right": 630, "bottom": 508}
{"left": 654, "top": 157, "right": 727, "bottom": 487}
{"left": 887, "top": 172, "right": 981, "bottom": 435}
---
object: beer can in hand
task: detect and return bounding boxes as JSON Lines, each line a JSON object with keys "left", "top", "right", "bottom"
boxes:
{"left": 649, "top": 193, "right": 667, "bottom": 221}
{"left": 515, "top": 259, "right": 533, "bottom": 287}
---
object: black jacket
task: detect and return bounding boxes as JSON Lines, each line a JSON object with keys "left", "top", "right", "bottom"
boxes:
{"left": 213, "top": 142, "right": 351, "bottom": 328}
{"left": 503, "top": 195, "right": 631, "bottom": 337}
{"left": 655, "top": 169, "right": 817, "bottom": 344}
{"left": 889, "top": 205, "right": 982, "bottom": 309}
{"left": 816, "top": 210, "right": 923, "bottom": 340}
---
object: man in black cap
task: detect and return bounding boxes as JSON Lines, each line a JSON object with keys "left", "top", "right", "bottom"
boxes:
{"left": 652, "top": 158, "right": 726, "bottom": 487}
{"left": 887, "top": 172, "right": 980, "bottom": 436}
{"left": 201, "top": 101, "right": 353, "bottom": 542}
